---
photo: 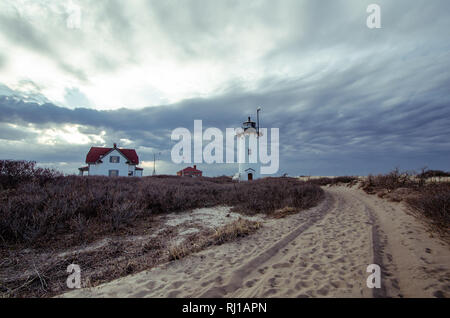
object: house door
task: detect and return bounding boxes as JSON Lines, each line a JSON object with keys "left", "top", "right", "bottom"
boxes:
{"left": 248, "top": 173, "right": 253, "bottom": 181}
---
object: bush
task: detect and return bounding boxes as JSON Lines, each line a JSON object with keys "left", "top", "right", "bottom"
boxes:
{"left": 361, "top": 168, "right": 414, "bottom": 193}
{"left": 406, "top": 183, "right": 450, "bottom": 231}
{"left": 307, "top": 176, "right": 358, "bottom": 186}
{"left": 360, "top": 168, "right": 450, "bottom": 234}
{"left": 231, "top": 177, "right": 324, "bottom": 215}
{"left": 417, "top": 170, "right": 450, "bottom": 179}
{"left": 0, "top": 160, "right": 61, "bottom": 189}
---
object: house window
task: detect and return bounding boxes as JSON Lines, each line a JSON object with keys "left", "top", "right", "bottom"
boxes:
{"left": 109, "top": 170, "right": 119, "bottom": 177}
{"left": 128, "top": 171, "right": 133, "bottom": 176}
{"left": 110, "top": 156, "right": 120, "bottom": 163}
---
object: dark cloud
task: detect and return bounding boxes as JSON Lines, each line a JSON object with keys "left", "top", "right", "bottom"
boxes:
{"left": 0, "top": 124, "right": 32, "bottom": 141}
{"left": 1, "top": 41, "right": 449, "bottom": 176}
{"left": 0, "top": 10, "right": 54, "bottom": 56}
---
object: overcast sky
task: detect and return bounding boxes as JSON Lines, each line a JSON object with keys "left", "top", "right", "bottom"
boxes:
{"left": 0, "top": 0, "right": 449, "bottom": 176}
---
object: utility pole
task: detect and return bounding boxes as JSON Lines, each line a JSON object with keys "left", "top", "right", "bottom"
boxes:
{"left": 257, "top": 107, "right": 262, "bottom": 137}
{"left": 152, "top": 152, "right": 161, "bottom": 176}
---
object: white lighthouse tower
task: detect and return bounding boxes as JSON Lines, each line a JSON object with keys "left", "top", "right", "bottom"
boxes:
{"left": 236, "top": 108, "right": 262, "bottom": 181}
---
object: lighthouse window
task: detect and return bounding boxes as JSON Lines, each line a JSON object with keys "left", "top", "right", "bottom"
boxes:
{"left": 248, "top": 148, "right": 252, "bottom": 155}
{"left": 110, "top": 156, "right": 120, "bottom": 163}
{"left": 108, "top": 170, "right": 119, "bottom": 177}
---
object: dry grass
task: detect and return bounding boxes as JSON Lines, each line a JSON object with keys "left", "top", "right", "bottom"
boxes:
{"left": 212, "top": 218, "right": 261, "bottom": 244}
{"left": 405, "top": 183, "right": 450, "bottom": 236}
{"left": 168, "top": 218, "right": 261, "bottom": 261}
{"left": 269, "top": 206, "right": 298, "bottom": 219}
{"left": 360, "top": 168, "right": 450, "bottom": 235}
{"left": 306, "top": 176, "right": 359, "bottom": 187}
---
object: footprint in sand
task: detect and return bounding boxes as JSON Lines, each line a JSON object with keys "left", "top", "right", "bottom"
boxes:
{"left": 312, "top": 264, "right": 321, "bottom": 270}
{"left": 258, "top": 266, "right": 268, "bottom": 274}
{"left": 329, "top": 281, "right": 340, "bottom": 288}
{"left": 433, "top": 290, "right": 446, "bottom": 298}
{"left": 245, "top": 279, "right": 258, "bottom": 288}
{"left": 170, "top": 281, "right": 184, "bottom": 289}
{"left": 262, "top": 288, "right": 278, "bottom": 297}
{"left": 272, "top": 262, "right": 291, "bottom": 269}
{"left": 268, "top": 277, "right": 278, "bottom": 287}
{"left": 167, "top": 290, "right": 182, "bottom": 297}
{"left": 317, "top": 286, "right": 330, "bottom": 296}
{"left": 145, "top": 281, "right": 156, "bottom": 289}
{"left": 295, "top": 281, "right": 311, "bottom": 290}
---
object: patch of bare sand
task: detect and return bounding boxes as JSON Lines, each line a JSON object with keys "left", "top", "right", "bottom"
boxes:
{"left": 60, "top": 186, "right": 449, "bottom": 298}
{"left": 353, "top": 187, "right": 450, "bottom": 297}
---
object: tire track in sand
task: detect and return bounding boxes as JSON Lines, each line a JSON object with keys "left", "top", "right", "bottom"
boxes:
{"left": 60, "top": 186, "right": 449, "bottom": 298}
{"left": 233, "top": 187, "right": 374, "bottom": 298}
{"left": 339, "top": 189, "right": 388, "bottom": 298}
{"left": 351, "top": 187, "right": 450, "bottom": 298}
{"left": 198, "top": 192, "right": 337, "bottom": 297}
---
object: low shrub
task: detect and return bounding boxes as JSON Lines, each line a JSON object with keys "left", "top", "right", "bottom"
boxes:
{"left": 360, "top": 168, "right": 450, "bottom": 235}
{"left": 361, "top": 168, "right": 415, "bottom": 193}
{"left": 307, "top": 176, "right": 358, "bottom": 187}
{"left": 417, "top": 170, "right": 450, "bottom": 179}
{"left": 0, "top": 160, "right": 62, "bottom": 189}
{"left": 406, "top": 183, "right": 450, "bottom": 231}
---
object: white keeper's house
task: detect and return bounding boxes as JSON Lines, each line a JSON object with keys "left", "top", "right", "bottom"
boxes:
{"left": 78, "top": 143, "right": 143, "bottom": 177}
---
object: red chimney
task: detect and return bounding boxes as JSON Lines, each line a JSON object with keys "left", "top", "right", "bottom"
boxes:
{"left": 113, "top": 143, "right": 117, "bottom": 148}
{"left": 194, "top": 165, "right": 197, "bottom": 170}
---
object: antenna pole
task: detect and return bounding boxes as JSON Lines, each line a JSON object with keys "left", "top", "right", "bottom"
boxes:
{"left": 257, "top": 107, "right": 261, "bottom": 137}
{"left": 153, "top": 152, "right": 161, "bottom": 176}
{"left": 152, "top": 153, "right": 156, "bottom": 176}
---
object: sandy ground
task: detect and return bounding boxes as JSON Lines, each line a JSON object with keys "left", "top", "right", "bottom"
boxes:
{"left": 61, "top": 186, "right": 450, "bottom": 298}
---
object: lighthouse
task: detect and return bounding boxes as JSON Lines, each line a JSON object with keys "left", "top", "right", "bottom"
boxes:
{"left": 236, "top": 108, "right": 262, "bottom": 181}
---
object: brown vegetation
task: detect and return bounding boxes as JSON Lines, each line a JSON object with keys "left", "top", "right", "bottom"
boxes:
{"left": 360, "top": 168, "right": 450, "bottom": 235}
{"left": 0, "top": 160, "right": 324, "bottom": 297}
{"left": 168, "top": 218, "right": 261, "bottom": 261}
{"left": 405, "top": 183, "right": 450, "bottom": 234}
{"left": 0, "top": 163, "right": 323, "bottom": 248}
{"left": 306, "top": 176, "right": 359, "bottom": 187}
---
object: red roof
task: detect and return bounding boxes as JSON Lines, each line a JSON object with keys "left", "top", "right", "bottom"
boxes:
{"left": 86, "top": 147, "right": 139, "bottom": 164}
{"left": 182, "top": 167, "right": 201, "bottom": 172}
{"left": 178, "top": 166, "right": 202, "bottom": 173}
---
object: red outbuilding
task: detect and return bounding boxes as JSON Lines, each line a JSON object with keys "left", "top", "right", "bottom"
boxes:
{"left": 177, "top": 165, "right": 202, "bottom": 177}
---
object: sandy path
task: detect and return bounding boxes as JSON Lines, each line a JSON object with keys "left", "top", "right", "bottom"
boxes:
{"left": 61, "top": 186, "right": 449, "bottom": 298}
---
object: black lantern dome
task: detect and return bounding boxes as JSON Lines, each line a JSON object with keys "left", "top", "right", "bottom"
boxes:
{"left": 242, "top": 116, "right": 256, "bottom": 131}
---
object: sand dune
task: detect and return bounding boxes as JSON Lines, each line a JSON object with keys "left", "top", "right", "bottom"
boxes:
{"left": 61, "top": 186, "right": 450, "bottom": 298}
